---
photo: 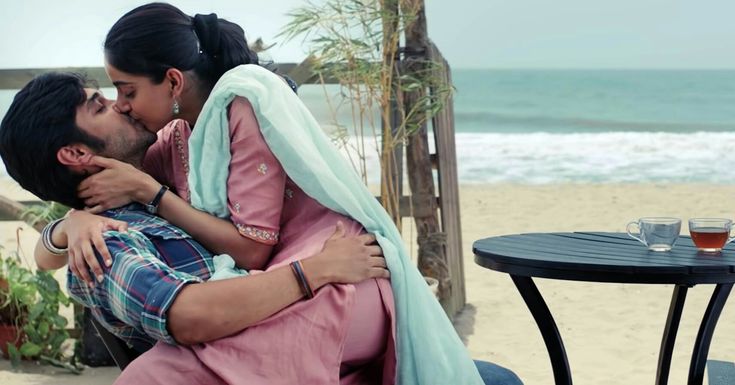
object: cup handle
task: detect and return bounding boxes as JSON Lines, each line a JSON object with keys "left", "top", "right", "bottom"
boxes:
{"left": 626, "top": 221, "right": 645, "bottom": 244}
{"left": 727, "top": 225, "right": 735, "bottom": 246}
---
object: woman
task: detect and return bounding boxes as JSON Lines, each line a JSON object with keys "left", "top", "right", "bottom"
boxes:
{"left": 38, "top": 3, "right": 486, "bottom": 384}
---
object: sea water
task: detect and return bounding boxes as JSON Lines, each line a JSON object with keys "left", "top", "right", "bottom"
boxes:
{"left": 2, "top": 69, "right": 735, "bottom": 184}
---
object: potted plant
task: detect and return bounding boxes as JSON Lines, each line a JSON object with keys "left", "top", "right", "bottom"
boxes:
{"left": 0, "top": 247, "right": 82, "bottom": 373}
{"left": 0, "top": 253, "right": 31, "bottom": 359}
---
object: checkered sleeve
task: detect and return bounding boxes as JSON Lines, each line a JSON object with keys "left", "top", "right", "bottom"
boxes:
{"left": 68, "top": 230, "right": 202, "bottom": 345}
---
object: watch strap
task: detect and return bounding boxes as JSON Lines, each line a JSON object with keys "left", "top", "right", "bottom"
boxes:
{"left": 147, "top": 185, "right": 169, "bottom": 213}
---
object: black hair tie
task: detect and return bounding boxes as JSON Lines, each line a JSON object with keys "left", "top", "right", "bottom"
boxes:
{"left": 193, "top": 13, "right": 220, "bottom": 57}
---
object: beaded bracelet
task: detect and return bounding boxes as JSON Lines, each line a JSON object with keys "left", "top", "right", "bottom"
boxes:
{"left": 289, "top": 260, "right": 314, "bottom": 299}
{"left": 41, "top": 218, "right": 67, "bottom": 255}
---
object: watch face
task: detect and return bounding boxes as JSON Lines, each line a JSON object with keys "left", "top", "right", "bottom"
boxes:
{"left": 145, "top": 204, "right": 156, "bottom": 214}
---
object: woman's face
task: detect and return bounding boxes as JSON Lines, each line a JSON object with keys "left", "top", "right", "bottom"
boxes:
{"left": 105, "top": 62, "right": 175, "bottom": 133}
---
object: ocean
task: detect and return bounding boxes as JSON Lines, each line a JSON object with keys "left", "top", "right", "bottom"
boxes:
{"left": 2, "top": 69, "right": 735, "bottom": 184}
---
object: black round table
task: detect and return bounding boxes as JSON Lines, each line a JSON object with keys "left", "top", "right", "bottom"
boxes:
{"left": 473, "top": 232, "right": 735, "bottom": 385}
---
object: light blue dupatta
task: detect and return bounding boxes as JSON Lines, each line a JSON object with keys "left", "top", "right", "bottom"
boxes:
{"left": 187, "top": 64, "right": 483, "bottom": 385}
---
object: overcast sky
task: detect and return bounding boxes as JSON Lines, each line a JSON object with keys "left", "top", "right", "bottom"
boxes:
{"left": 1, "top": 0, "right": 734, "bottom": 69}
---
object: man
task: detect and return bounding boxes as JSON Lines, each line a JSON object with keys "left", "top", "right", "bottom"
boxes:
{"left": 0, "top": 72, "right": 522, "bottom": 384}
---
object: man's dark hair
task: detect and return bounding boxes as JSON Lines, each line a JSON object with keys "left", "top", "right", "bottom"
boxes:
{"left": 0, "top": 72, "right": 105, "bottom": 209}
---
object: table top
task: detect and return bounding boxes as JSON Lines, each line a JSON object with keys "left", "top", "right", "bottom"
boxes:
{"left": 473, "top": 232, "right": 735, "bottom": 285}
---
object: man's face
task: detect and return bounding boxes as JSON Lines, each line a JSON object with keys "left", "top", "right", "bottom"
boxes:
{"left": 75, "top": 88, "right": 157, "bottom": 164}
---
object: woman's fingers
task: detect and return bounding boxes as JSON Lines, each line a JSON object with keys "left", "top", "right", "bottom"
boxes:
{"left": 67, "top": 249, "right": 80, "bottom": 282}
{"left": 83, "top": 242, "right": 105, "bottom": 283}
{"left": 78, "top": 188, "right": 93, "bottom": 199}
{"left": 86, "top": 205, "right": 105, "bottom": 214}
{"left": 85, "top": 155, "right": 120, "bottom": 169}
{"left": 91, "top": 229, "right": 113, "bottom": 269}
{"left": 110, "top": 219, "right": 128, "bottom": 233}
{"left": 72, "top": 245, "right": 94, "bottom": 285}
{"left": 84, "top": 197, "right": 100, "bottom": 207}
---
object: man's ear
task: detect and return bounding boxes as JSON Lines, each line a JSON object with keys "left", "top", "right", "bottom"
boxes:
{"left": 165, "top": 68, "right": 185, "bottom": 98}
{"left": 57, "top": 144, "right": 100, "bottom": 174}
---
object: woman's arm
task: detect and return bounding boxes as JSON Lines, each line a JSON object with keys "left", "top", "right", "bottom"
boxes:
{"left": 34, "top": 210, "right": 128, "bottom": 283}
{"left": 78, "top": 156, "right": 272, "bottom": 270}
{"left": 34, "top": 221, "right": 69, "bottom": 271}
{"left": 137, "top": 179, "right": 273, "bottom": 270}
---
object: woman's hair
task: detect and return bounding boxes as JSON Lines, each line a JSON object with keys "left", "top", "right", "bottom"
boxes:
{"left": 104, "top": 2, "right": 259, "bottom": 88}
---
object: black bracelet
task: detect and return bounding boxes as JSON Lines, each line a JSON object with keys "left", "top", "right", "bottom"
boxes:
{"left": 289, "top": 260, "right": 314, "bottom": 299}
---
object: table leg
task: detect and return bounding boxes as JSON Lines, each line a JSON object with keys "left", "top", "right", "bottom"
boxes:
{"left": 688, "top": 283, "right": 733, "bottom": 385}
{"left": 655, "top": 285, "right": 688, "bottom": 385}
{"left": 511, "top": 275, "right": 572, "bottom": 385}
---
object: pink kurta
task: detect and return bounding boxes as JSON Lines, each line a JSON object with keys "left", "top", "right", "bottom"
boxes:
{"left": 115, "top": 98, "right": 396, "bottom": 384}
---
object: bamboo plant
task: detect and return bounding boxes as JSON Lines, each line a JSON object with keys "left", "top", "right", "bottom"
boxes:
{"left": 280, "top": 0, "right": 451, "bottom": 225}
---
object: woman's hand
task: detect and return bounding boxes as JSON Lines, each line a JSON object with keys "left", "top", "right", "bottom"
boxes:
{"left": 64, "top": 210, "right": 129, "bottom": 284}
{"left": 78, "top": 155, "right": 160, "bottom": 213}
{"left": 303, "top": 222, "right": 390, "bottom": 288}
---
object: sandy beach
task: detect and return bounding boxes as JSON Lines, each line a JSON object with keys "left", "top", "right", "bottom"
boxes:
{"left": 2, "top": 178, "right": 735, "bottom": 384}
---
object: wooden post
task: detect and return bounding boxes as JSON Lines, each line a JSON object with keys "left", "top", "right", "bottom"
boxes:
{"left": 380, "top": 0, "right": 403, "bottom": 226}
{"left": 429, "top": 43, "right": 466, "bottom": 316}
{"left": 400, "top": 0, "right": 452, "bottom": 312}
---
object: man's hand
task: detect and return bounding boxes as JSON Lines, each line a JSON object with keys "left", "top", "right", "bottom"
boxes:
{"left": 303, "top": 222, "right": 390, "bottom": 289}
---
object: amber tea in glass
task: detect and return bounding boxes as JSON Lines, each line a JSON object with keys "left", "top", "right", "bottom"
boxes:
{"left": 688, "top": 218, "right": 735, "bottom": 252}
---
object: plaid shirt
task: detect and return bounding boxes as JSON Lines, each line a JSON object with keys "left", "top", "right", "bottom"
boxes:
{"left": 67, "top": 204, "right": 214, "bottom": 352}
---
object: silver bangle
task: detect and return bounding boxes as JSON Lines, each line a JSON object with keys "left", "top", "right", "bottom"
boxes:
{"left": 41, "top": 218, "right": 67, "bottom": 255}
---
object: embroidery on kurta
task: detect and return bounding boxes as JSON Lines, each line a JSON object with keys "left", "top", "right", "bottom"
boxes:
{"left": 236, "top": 223, "right": 279, "bottom": 244}
{"left": 174, "top": 127, "right": 191, "bottom": 202}
{"left": 257, "top": 163, "right": 268, "bottom": 175}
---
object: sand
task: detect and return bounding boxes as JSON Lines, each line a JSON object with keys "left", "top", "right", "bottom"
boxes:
{"left": 2, "top": 178, "right": 735, "bottom": 384}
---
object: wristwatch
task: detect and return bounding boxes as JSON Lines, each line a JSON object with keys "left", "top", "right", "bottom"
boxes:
{"left": 145, "top": 185, "right": 169, "bottom": 214}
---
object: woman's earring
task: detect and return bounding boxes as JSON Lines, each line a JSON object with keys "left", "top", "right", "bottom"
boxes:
{"left": 172, "top": 100, "right": 180, "bottom": 116}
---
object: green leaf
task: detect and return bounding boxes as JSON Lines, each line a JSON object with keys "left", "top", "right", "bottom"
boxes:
{"left": 53, "top": 314, "right": 68, "bottom": 328}
{"left": 49, "top": 333, "right": 67, "bottom": 352}
{"left": 28, "top": 301, "right": 45, "bottom": 321}
{"left": 19, "top": 341, "right": 42, "bottom": 357}
{"left": 23, "top": 324, "right": 40, "bottom": 341}
{"left": 8, "top": 343, "right": 20, "bottom": 367}
{"left": 38, "top": 321, "right": 49, "bottom": 338}
{"left": 58, "top": 294, "right": 70, "bottom": 306}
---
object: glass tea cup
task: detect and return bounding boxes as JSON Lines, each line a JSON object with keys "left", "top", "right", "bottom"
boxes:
{"left": 688, "top": 218, "right": 735, "bottom": 253}
{"left": 626, "top": 217, "right": 681, "bottom": 252}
